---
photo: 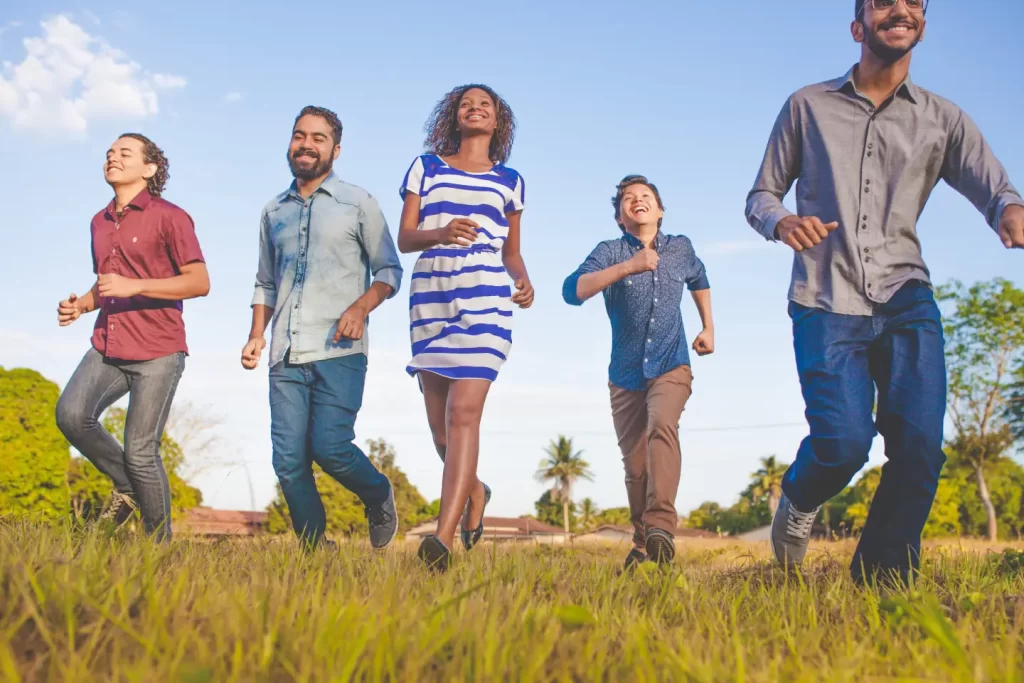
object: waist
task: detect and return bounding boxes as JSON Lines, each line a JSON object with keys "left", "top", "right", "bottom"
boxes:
{"left": 421, "top": 244, "right": 499, "bottom": 259}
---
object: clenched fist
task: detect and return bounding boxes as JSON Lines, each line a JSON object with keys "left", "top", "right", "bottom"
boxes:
{"left": 57, "top": 294, "right": 81, "bottom": 327}
{"left": 775, "top": 215, "right": 839, "bottom": 252}
{"left": 625, "top": 247, "right": 659, "bottom": 275}
{"left": 999, "top": 205, "right": 1024, "bottom": 249}
{"left": 241, "top": 337, "right": 266, "bottom": 370}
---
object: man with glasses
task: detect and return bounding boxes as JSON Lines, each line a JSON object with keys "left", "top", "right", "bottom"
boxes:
{"left": 746, "top": 0, "right": 1024, "bottom": 584}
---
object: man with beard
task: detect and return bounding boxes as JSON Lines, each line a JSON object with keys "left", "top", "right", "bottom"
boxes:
{"left": 241, "top": 106, "right": 404, "bottom": 550}
{"left": 746, "top": 0, "right": 1024, "bottom": 585}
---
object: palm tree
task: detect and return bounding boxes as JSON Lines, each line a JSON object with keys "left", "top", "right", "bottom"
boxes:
{"left": 535, "top": 436, "right": 594, "bottom": 532}
{"left": 750, "top": 455, "right": 788, "bottom": 518}
{"left": 579, "top": 498, "right": 599, "bottom": 532}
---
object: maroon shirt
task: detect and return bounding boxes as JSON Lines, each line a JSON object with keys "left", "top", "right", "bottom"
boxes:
{"left": 90, "top": 190, "right": 205, "bottom": 361}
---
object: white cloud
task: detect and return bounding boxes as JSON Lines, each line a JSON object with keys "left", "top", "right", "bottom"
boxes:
{"left": 0, "top": 14, "right": 186, "bottom": 135}
{"left": 223, "top": 91, "right": 243, "bottom": 104}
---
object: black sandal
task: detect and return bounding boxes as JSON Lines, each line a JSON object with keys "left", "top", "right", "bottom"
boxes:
{"left": 460, "top": 483, "right": 491, "bottom": 551}
{"left": 417, "top": 534, "right": 452, "bottom": 572}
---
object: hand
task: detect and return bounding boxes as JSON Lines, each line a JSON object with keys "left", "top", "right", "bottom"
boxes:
{"left": 440, "top": 218, "right": 479, "bottom": 247}
{"left": 998, "top": 205, "right": 1024, "bottom": 249}
{"left": 97, "top": 273, "right": 141, "bottom": 299}
{"left": 333, "top": 304, "right": 366, "bottom": 342}
{"left": 58, "top": 293, "right": 81, "bottom": 327}
{"left": 241, "top": 337, "right": 266, "bottom": 370}
{"left": 775, "top": 216, "right": 839, "bottom": 252}
{"left": 692, "top": 327, "right": 715, "bottom": 356}
{"left": 511, "top": 278, "right": 534, "bottom": 309}
{"left": 625, "top": 247, "right": 659, "bottom": 275}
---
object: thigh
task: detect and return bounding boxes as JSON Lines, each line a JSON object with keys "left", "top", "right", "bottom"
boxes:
{"left": 646, "top": 365, "right": 692, "bottom": 429}
{"left": 609, "top": 383, "right": 647, "bottom": 459}
{"left": 59, "top": 348, "right": 130, "bottom": 420}
{"left": 123, "top": 353, "right": 186, "bottom": 451}
{"left": 309, "top": 354, "right": 367, "bottom": 448}
{"left": 269, "top": 360, "right": 312, "bottom": 462}
{"left": 419, "top": 371, "right": 452, "bottom": 444}
{"left": 790, "top": 302, "right": 877, "bottom": 441}
{"left": 446, "top": 378, "right": 491, "bottom": 428}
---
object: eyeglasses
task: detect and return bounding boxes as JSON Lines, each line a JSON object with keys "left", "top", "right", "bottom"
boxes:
{"left": 862, "top": 0, "right": 928, "bottom": 14}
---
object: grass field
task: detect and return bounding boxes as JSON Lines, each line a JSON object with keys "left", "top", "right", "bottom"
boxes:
{"left": 3, "top": 523, "right": 1024, "bottom": 682}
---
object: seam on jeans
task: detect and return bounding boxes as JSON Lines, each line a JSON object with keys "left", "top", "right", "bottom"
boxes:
{"left": 142, "top": 353, "right": 184, "bottom": 530}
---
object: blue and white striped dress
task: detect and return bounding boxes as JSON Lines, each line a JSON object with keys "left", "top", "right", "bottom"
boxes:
{"left": 400, "top": 154, "right": 525, "bottom": 382}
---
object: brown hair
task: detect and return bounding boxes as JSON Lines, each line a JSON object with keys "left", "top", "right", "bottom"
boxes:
{"left": 424, "top": 84, "right": 516, "bottom": 164}
{"left": 293, "top": 106, "right": 343, "bottom": 146}
{"left": 612, "top": 175, "right": 665, "bottom": 229}
{"left": 118, "top": 132, "right": 169, "bottom": 197}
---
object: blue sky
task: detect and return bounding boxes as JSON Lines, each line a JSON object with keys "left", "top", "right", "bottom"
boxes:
{"left": 2, "top": 1, "right": 1022, "bottom": 518}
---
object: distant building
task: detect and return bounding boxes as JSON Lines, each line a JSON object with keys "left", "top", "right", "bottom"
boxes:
{"left": 180, "top": 507, "right": 267, "bottom": 536}
{"left": 405, "top": 517, "right": 570, "bottom": 544}
{"left": 573, "top": 525, "right": 719, "bottom": 544}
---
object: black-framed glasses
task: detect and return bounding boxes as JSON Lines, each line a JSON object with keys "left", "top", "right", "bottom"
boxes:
{"left": 862, "top": 0, "right": 928, "bottom": 14}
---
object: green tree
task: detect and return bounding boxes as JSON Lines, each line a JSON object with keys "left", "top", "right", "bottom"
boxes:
{"left": 535, "top": 435, "right": 593, "bottom": 532}
{"left": 592, "top": 506, "right": 631, "bottom": 528}
{"left": 1006, "top": 361, "right": 1024, "bottom": 443}
{"left": 749, "top": 455, "right": 787, "bottom": 518}
{"left": 938, "top": 278, "right": 1024, "bottom": 541}
{"left": 533, "top": 489, "right": 576, "bottom": 530}
{"left": 578, "top": 498, "right": 598, "bottom": 531}
{"left": 266, "top": 438, "right": 434, "bottom": 537}
{"left": 0, "top": 368, "right": 70, "bottom": 520}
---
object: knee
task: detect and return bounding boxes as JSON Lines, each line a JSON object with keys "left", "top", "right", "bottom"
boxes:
{"left": 273, "top": 450, "right": 313, "bottom": 485}
{"left": 55, "top": 395, "right": 90, "bottom": 440}
{"left": 447, "top": 398, "right": 483, "bottom": 431}
{"left": 646, "top": 411, "right": 679, "bottom": 442}
{"left": 830, "top": 428, "right": 875, "bottom": 467}
{"left": 310, "top": 434, "right": 359, "bottom": 473}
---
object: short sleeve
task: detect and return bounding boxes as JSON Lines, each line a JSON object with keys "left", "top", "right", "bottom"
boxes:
{"left": 504, "top": 173, "right": 526, "bottom": 213}
{"left": 400, "top": 156, "right": 425, "bottom": 199}
{"left": 164, "top": 208, "right": 205, "bottom": 270}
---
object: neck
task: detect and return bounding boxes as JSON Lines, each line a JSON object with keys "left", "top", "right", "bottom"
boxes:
{"left": 295, "top": 170, "right": 332, "bottom": 199}
{"left": 452, "top": 134, "right": 493, "bottom": 164}
{"left": 854, "top": 49, "right": 912, "bottom": 104}
{"left": 113, "top": 182, "right": 148, "bottom": 212}
{"left": 626, "top": 224, "right": 659, "bottom": 247}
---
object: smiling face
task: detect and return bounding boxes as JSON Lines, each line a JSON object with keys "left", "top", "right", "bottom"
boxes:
{"left": 456, "top": 87, "right": 498, "bottom": 137}
{"left": 104, "top": 136, "right": 156, "bottom": 191}
{"left": 853, "top": 0, "right": 926, "bottom": 64}
{"left": 617, "top": 183, "right": 664, "bottom": 231}
{"left": 288, "top": 114, "right": 340, "bottom": 181}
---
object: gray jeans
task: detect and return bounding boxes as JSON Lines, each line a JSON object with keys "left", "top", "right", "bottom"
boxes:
{"left": 56, "top": 347, "right": 185, "bottom": 541}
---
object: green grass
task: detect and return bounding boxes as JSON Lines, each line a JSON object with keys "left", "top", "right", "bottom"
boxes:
{"left": 3, "top": 522, "right": 1024, "bottom": 682}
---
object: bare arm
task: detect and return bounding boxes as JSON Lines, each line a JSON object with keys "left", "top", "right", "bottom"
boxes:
{"left": 249, "top": 304, "right": 273, "bottom": 341}
{"left": 691, "top": 288, "right": 713, "bottom": 330}
{"left": 57, "top": 281, "right": 99, "bottom": 326}
{"left": 102, "top": 262, "right": 210, "bottom": 300}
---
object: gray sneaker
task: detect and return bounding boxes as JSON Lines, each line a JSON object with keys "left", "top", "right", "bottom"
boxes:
{"left": 99, "top": 491, "right": 138, "bottom": 529}
{"left": 365, "top": 480, "right": 398, "bottom": 550}
{"left": 771, "top": 494, "right": 820, "bottom": 569}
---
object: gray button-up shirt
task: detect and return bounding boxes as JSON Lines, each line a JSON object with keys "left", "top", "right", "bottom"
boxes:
{"left": 746, "top": 66, "right": 1024, "bottom": 315}
{"left": 251, "top": 172, "right": 403, "bottom": 367}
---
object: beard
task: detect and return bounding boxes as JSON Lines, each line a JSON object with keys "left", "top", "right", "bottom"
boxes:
{"left": 864, "top": 20, "right": 922, "bottom": 63}
{"left": 288, "top": 148, "right": 333, "bottom": 180}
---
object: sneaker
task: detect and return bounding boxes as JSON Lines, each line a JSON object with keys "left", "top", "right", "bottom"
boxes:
{"left": 645, "top": 527, "right": 676, "bottom": 565}
{"left": 365, "top": 480, "right": 398, "bottom": 550}
{"left": 623, "top": 548, "right": 647, "bottom": 571}
{"left": 771, "top": 493, "right": 820, "bottom": 569}
{"left": 99, "top": 491, "right": 138, "bottom": 528}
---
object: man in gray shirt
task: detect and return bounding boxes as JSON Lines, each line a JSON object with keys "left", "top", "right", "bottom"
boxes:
{"left": 746, "top": 0, "right": 1024, "bottom": 584}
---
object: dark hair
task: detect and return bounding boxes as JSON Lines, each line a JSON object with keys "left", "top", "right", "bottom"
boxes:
{"left": 424, "top": 84, "right": 516, "bottom": 164}
{"left": 857, "top": 0, "right": 929, "bottom": 18}
{"left": 118, "top": 132, "right": 169, "bottom": 197}
{"left": 612, "top": 175, "right": 665, "bottom": 229}
{"left": 293, "top": 106, "right": 343, "bottom": 147}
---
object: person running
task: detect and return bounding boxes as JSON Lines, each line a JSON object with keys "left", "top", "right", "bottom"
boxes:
{"left": 563, "top": 175, "right": 714, "bottom": 569}
{"left": 241, "top": 106, "right": 403, "bottom": 551}
{"left": 746, "top": 0, "right": 1024, "bottom": 584}
{"left": 398, "top": 84, "right": 534, "bottom": 571}
{"left": 55, "top": 133, "right": 210, "bottom": 542}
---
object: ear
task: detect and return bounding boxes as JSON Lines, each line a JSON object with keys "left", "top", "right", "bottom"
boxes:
{"left": 851, "top": 19, "right": 864, "bottom": 43}
{"left": 142, "top": 162, "right": 158, "bottom": 181}
{"left": 332, "top": 144, "right": 341, "bottom": 162}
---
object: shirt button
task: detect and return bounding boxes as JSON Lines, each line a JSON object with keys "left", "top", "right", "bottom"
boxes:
{"left": 654, "top": 298, "right": 658, "bottom": 303}
{"left": 644, "top": 358, "right": 649, "bottom": 363}
{"left": 865, "top": 179, "right": 870, "bottom": 185}
{"left": 647, "top": 339, "right": 652, "bottom": 343}
{"left": 867, "top": 152, "right": 873, "bottom": 157}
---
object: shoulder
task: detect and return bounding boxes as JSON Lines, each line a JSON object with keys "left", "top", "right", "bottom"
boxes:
{"left": 262, "top": 191, "right": 290, "bottom": 216}
{"left": 662, "top": 232, "right": 697, "bottom": 253}
{"left": 150, "top": 197, "right": 194, "bottom": 226}
{"left": 590, "top": 236, "right": 627, "bottom": 258}
{"left": 90, "top": 205, "right": 108, "bottom": 226}
{"left": 909, "top": 83, "right": 967, "bottom": 128}
{"left": 491, "top": 163, "right": 523, "bottom": 191}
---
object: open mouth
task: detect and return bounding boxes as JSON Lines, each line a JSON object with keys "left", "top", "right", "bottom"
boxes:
{"left": 632, "top": 205, "right": 650, "bottom": 217}
{"left": 880, "top": 23, "right": 916, "bottom": 36}
{"left": 465, "top": 113, "right": 486, "bottom": 123}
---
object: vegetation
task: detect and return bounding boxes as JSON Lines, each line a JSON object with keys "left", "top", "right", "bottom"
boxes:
{"left": 535, "top": 436, "right": 594, "bottom": 532}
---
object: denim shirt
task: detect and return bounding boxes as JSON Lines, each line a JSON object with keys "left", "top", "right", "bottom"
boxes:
{"left": 563, "top": 231, "right": 710, "bottom": 391}
{"left": 251, "top": 172, "right": 403, "bottom": 368}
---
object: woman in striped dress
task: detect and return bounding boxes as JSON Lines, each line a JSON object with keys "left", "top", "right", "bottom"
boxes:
{"left": 397, "top": 84, "right": 533, "bottom": 570}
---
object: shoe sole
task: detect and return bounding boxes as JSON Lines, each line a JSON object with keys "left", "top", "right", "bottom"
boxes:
{"left": 417, "top": 536, "right": 451, "bottom": 572}
{"left": 645, "top": 532, "right": 675, "bottom": 565}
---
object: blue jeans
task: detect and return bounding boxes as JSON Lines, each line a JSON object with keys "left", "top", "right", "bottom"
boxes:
{"left": 56, "top": 347, "right": 184, "bottom": 541}
{"left": 269, "top": 352, "right": 389, "bottom": 545}
{"left": 785, "top": 281, "right": 947, "bottom": 583}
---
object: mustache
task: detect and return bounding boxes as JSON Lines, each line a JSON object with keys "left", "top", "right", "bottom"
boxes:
{"left": 879, "top": 18, "right": 918, "bottom": 30}
{"left": 291, "top": 148, "right": 320, "bottom": 160}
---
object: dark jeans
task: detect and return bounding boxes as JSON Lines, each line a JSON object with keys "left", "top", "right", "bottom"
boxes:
{"left": 56, "top": 347, "right": 184, "bottom": 541}
{"left": 269, "top": 352, "right": 389, "bottom": 546}
{"left": 785, "top": 281, "right": 947, "bottom": 584}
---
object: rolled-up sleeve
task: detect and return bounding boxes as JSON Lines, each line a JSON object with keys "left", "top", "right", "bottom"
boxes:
{"left": 358, "top": 194, "right": 403, "bottom": 298}
{"left": 562, "top": 241, "right": 612, "bottom": 306}
{"left": 745, "top": 96, "right": 801, "bottom": 241}
{"left": 941, "top": 107, "right": 1024, "bottom": 233}
{"left": 685, "top": 241, "right": 710, "bottom": 291}
{"left": 251, "top": 211, "right": 277, "bottom": 309}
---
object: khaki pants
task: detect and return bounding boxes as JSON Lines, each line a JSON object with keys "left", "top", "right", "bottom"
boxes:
{"left": 609, "top": 365, "right": 693, "bottom": 549}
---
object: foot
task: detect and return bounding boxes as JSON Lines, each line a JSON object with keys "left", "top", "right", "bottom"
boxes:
{"left": 460, "top": 482, "right": 491, "bottom": 551}
{"left": 99, "top": 491, "right": 138, "bottom": 529}
{"left": 623, "top": 548, "right": 647, "bottom": 571}
{"left": 771, "top": 493, "right": 820, "bottom": 569}
{"left": 365, "top": 479, "right": 398, "bottom": 550}
{"left": 645, "top": 527, "right": 676, "bottom": 565}
{"left": 417, "top": 534, "right": 451, "bottom": 572}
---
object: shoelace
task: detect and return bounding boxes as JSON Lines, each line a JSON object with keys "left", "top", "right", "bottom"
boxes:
{"left": 366, "top": 502, "right": 392, "bottom": 527}
{"left": 100, "top": 492, "right": 132, "bottom": 520}
{"left": 785, "top": 505, "right": 820, "bottom": 539}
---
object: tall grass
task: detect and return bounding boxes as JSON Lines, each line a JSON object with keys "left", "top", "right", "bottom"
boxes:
{"left": 3, "top": 521, "right": 1024, "bottom": 681}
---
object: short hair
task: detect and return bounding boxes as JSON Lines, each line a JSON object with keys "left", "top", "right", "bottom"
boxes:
{"left": 293, "top": 106, "right": 343, "bottom": 146}
{"left": 118, "top": 133, "right": 169, "bottom": 197}
{"left": 611, "top": 175, "right": 665, "bottom": 229}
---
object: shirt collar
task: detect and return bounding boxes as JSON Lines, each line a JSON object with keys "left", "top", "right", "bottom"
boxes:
{"left": 829, "top": 65, "right": 919, "bottom": 105}
{"left": 105, "top": 188, "right": 152, "bottom": 218}
{"left": 622, "top": 230, "right": 664, "bottom": 250}
{"left": 283, "top": 171, "right": 340, "bottom": 203}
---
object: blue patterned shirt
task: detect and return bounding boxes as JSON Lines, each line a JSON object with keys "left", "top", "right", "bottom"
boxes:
{"left": 562, "top": 231, "right": 710, "bottom": 391}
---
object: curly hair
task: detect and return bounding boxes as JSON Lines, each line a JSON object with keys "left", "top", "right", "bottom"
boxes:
{"left": 423, "top": 84, "right": 516, "bottom": 164}
{"left": 612, "top": 175, "right": 665, "bottom": 229}
{"left": 293, "top": 105, "right": 343, "bottom": 146}
{"left": 118, "top": 132, "right": 169, "bottom": 197}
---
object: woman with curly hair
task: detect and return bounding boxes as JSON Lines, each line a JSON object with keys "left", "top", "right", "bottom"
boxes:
{"left": 398, "top": 84, "right": 534, "bottom": 570}
{"left": 54, "top": 133, "right": 210, "bottom": 542}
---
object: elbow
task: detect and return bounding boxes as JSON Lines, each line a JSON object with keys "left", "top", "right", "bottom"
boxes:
{"left": 194, "top": 274, "right": 211, "bottom": 298}
{"left": 396, "top": 236, "right": 414, "bottom": 254}
{"left": 561, "top": 277, "right": 584, "bottom": 307}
